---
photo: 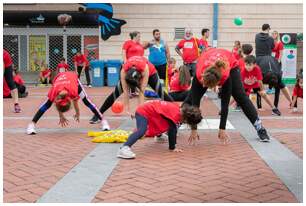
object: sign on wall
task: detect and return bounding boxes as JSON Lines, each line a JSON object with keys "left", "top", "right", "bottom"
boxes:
{"left": 29, "top": 35, "right": 46, "bottom": 72}
{"left": 280, "top": 33, "right": 297, "bottom": 84}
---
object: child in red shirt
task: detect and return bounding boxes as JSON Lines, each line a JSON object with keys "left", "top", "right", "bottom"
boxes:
{"left": 117, "top": 101, "right": 202, "bottom": 159}
{"left": 199, "top": 28, "right": 210, "bottom": 53}
{"left": 272, "top": 31, "right": 284, "bottom": 63}
{"left": 26, "top": 72, "right": 110, "bottom": 135}
{"left": 291, "top": 76, "right": 303, "bottom": 112}
{"left": 168, "top": 65, "right": 191, "bottom": 101}
{"left": 232, "top": 40, "right": 241, "bottom": 61}
{"left": 56, "top": 57, "right": 69, "bottom": 73}
{"left": 39, "top": 63, "right": 52, "bottom": 85}
{"left": 239, "top": 55, "right": 279, "bottom": 115}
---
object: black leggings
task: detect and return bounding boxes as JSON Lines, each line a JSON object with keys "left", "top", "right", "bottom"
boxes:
{"left": 184, "top": 67, "right": 259, "bottom": 129}
{"left": 262, "top": 73, "right": 286, "bottom": 108}
{"left": 4, "top": 65, "right": 17, "bottom": 90}
{"left": 77, "top": 66, "right": 91, "bottom": 86}
{"left": 32, "top": 80, "right": 103, "bottom": 123}
{"left": 244, "top": 87, "right": 262, "bottom": 109}
{"left": 97, "top": 73, "right": 173, "bottom": 115}
{"left": 169, "top": 90, "right": 189, "bottom": 102}
{"left": 124, "top": 113, "right": 177, "bottom": 150}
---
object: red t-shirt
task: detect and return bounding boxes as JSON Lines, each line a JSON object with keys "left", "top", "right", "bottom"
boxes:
{"left": 177, "top": 38, "right": 200, "bottom": 63}
{"left": 122, "top": 40, "right": 144, "bottom": 60}
{"left": 169, "top": 72, "right": 190, "bottom": 92}
{"left": 3, "top": 79, "right": 11, "bottom": 97}
{"left": 293, "top": 86, "right": 303, "bottom": 98}
{"left": 272, "top": 41, "right": 284, "bottom": 60}
{"left": 3, "top": 49, "right": 13, "bottom": 69}
{"left": 196, "top": 48, "right": 238, "bottom": 86}
{"left": 136, "top": 100, "right": 181, "bottom": 137}
{"left": 41, "top": 69, "right": 52, "bottom": 78}
{"left": 47, "top": 72, "right": 79, "bottom": 102}
{"left": 232, "top": 47, "right": 241, "bottom": 61}
{"left": 122, "top": 56, "right": 156, "bottom": 76}
{"left": 199, "top": 38, "right": 209, "bottom": 51}
{"left": 57, "top": 63, "right": 69, "bottom": 73}
{"left": 13, "top": 74, "right": 25, "bottom": 85}
{"left": 73, "top": 54, "right": 86, "bottom": 66}
{"left": 240, "top": 65, "right": 263, "bottom": 90}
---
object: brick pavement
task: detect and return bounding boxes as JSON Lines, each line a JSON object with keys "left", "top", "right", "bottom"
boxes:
{"left": 3, "top": 86, "right": 302, "bottom": 203}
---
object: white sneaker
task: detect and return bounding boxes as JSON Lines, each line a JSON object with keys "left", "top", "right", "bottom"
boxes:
{"left": 154, "top": 134, "right": 168, "bottom": 143}
{"left": 117, "top": 146, "right": 136, "bottom": 159}
{"left": 27, "top": 123, "right": 37, "bottom": 135}
{"left": 101, "top": 119, "right": 110, "bottom": 131}
{"left": 293, "top": 108, "right": 298, "bottom": 113}
{"left": 88, "top": 85, "right": 92, "bottom": 88}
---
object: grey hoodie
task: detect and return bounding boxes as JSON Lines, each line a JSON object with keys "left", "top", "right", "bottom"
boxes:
{"left": 255, "top": 32, "right": 275, "bottom": 57}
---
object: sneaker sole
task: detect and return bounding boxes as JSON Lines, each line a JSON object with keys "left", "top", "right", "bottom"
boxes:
{"left": 89, "top": 120, "right": 101, "bottom": 124}
{"left": 272, "top": 112, "right": 281, "bottom": 116}
{"left": 259, "top": 138, "right": 270, "bottom": 142}
{"left": 117, "top": 154, "right": 135, "bottom": 159}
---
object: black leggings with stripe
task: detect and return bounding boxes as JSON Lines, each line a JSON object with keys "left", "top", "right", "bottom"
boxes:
{"left": 32, "top": 80, "right": 103, "bottom": 123}
{"left": 96, "top": 73, "right": 173, "bottom": 115}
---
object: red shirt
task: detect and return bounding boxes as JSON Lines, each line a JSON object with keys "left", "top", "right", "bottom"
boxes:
{"left": 41, "top": 69, "right": 51, "bottom": 78}
{"left": 57, "top": 62, "right": 69, "bottom": 73}
{"left": 177, "top": 38, "right": 200, "bottom": 63}
{"left": 13, "top": 74, "right": 25, "bottom": 85}
{"left": 3, "top": 49, "right": 13, "bottom": 68}
{"left": 47, "top": 72, "right": 79, "bottom": 102}
{"left": 232, "top": 47, "right": 241, "bottom": 61}
{"left": 73, "top": 54, "right": 86, "bottom": 66}
{"left": 240, "top": 65, "right": 263, "bottom": 90}
{"left": 123, "top": 56, "right": 156, "bottom": 76}
{"left": 136, "top": 100, "right": 181, "bottom": 137}
{"left": 272, "top": 41, "right": 284, "bottom": 60}
{"left": 293, "top": 86, "right": 303, "bottom": 98}
{"left": 3, "top": 79, "right": 11, "bottom": 97}
{"left": 199, "top": 38, "right": 209, "bottom": 51}
{"left": 196, "top": 48, "right": 238, "bottom": 86}
{"left": 169, "top": 72, "right": 190, "bottom": 92}
{"left": 122, "top": 40, "right": 144, "bottom": 60}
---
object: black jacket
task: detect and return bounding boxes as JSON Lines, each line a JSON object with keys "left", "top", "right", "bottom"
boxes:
{"left": 255, "top": 32, "right": 275, "bottom": 57}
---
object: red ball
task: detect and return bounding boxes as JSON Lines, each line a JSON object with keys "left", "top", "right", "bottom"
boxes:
{"left": 111, "top": 101, "right": 124, "bottom": 114}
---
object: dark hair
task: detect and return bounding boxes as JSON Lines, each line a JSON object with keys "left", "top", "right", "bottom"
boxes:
{"left": 179, "top": 65, "right": 191, "bottom": 86}
{"left": 202, "top": 60, "right": 225, "bottom": 88}
{"left": 266, "top": 72, "right": 279, "bottom": 88}
{"left": 234, "top": 40, "right": 241, "bottom": 46}
{"left": 295, "top": 76, "right": 302, "bottom": 88}
{"left": 153, "top": 29, "right": 160, "bottom": 35}
{"left": 61, "top": 57, "right": 66, "bottom": 61}
{"left": 55, "top": 93, "right": 71, "bottom": 113}
{"left": 181, "top": 105, "right": 203, "bottom": 130}
{"left": 201, "top": 28, "right": 210, "bottom": 36}
{"left": 241, "top": 44, "right": 253, "bottom": 55}
{"left": 262, "top": 24, "right": 271, "bottom": 31}
{"left": 129, "top": 31, "right": 140, "bottom": 40}
{"left": 244, "top": 55, "right": 256, "bottom": 65}
{"left": 125, "top": 68, "right": 142, "bottom": 90}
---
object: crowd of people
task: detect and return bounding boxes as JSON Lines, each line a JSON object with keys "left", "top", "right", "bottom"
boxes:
{"left": 3, "top": 23, "right": 303, "bottom": 159}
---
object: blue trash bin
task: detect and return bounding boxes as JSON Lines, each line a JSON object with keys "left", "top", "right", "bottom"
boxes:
{"left": 90, "top": 60, "right": 105, "bottom": 87}
{"left": 105, "top": 60, "right": 122, "bottom": 86}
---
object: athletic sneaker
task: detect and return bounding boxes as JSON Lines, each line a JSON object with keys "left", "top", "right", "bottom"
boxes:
{"left": 27, "top": 123, "right": 37, "bottom": 135}
{"left": 154, "top": 134, "right": 168, "bottom": 143}
{"left": 89, "top": 115, "right": 101, "bottom": 124}
{"left": 272, "top": 108, "right": 281, "bottom": 116}
{"left": 101, "top": 119, "right": 110, "bottom": 131}
{"left": 230, "top": 106, "right": 241, "bottom": 112}
{"left": 266, "top": 88, "right": 275, "bottom": 94}
{"left": 257, "top": 128, "right": 270, "bottom": 142}
{"left": 14, "top": 103, "right": 21, "bottom": 113}
{"left": 293, "top": 108, "right": 298, "bottom": 113}
{"left": 88, "top": 84, "right": 92, "bottom": 88}
{"left": 117, "top": 146, "right": 136, "bottom": 159}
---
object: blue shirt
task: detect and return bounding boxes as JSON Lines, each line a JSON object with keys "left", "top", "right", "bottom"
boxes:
{"left": 148, "top": 39, "right": 167, "bottom": 66}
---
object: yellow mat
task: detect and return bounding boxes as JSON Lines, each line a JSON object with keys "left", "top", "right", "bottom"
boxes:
{"left": 88, "top": 130, "right": 132, "bottom": 143}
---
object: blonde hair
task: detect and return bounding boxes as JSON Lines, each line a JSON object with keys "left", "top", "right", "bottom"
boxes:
{"left": 272, "top": 31, "right": 280, "bottom": 42}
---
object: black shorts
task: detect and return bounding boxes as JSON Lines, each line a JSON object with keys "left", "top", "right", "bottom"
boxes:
{"left": 154, "top": 63, "right": 167, "bottom": 80}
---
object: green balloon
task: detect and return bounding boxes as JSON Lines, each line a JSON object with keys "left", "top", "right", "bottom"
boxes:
{"left": 234, "top": 17, "right": 243, "bottom": 26}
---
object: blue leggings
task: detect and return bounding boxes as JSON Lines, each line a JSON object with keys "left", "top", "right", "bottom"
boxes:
{"left": 124, "top": 113, "right": 148, "bottom": 147}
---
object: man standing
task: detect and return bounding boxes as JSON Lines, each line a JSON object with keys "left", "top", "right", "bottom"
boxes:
{"left": 255, "top": 24, "right": 274, "bottom": 57}
{"left": 175, "top": 29, "right": 200, "bottom": 77}
{"left": 199, "top": 28, "right": 210, "bottom": 53}
{"left": 73, "top": 51, "right": 91, "bottom": 87}
{"left": 148, "top": 29, "right": 170, "bottom": 81}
